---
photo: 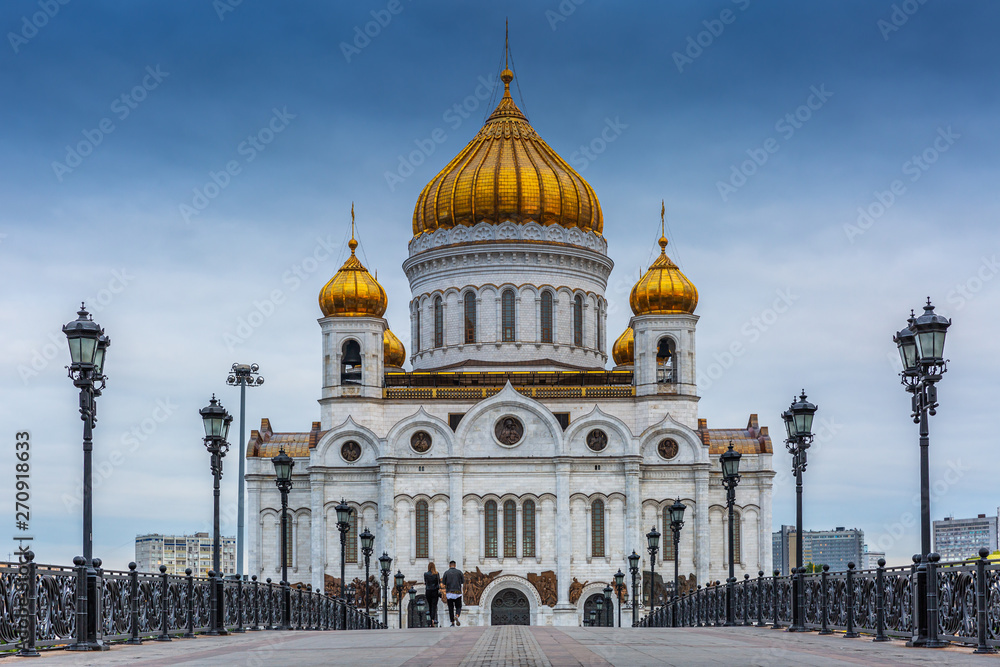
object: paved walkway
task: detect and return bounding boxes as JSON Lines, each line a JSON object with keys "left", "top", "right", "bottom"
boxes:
{"left": 20, "top": 626, "right": 996, "bottom": 666}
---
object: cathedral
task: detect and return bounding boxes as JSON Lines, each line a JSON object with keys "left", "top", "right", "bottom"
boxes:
{"left": 245, "top": 58, "right": 774, "bottom": 627}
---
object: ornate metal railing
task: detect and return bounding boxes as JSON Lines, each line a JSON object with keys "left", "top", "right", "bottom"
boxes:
{"left": 638, "top": 553, "right": 999, "bottom": 651}
{"left": 1, "top": 553, "right": 384, "bottom": 655}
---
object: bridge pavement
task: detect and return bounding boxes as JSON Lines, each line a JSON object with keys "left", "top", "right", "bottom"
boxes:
{"left": 23, "top": 626, "right": 993, "bottom": 666}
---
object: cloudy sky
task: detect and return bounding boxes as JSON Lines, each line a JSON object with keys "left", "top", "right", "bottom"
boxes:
{"left": 2, "top": 0, "right": 998, "bottom": 570}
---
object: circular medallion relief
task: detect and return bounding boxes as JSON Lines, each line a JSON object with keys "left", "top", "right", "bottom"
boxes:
{"left": 410, "top": 430, "right": 432, "bottom": 453}
{"left": 657, "top": 438, "right": 679, "bottom": 460}
{"left": 341, "top": 440, "right": 361, "bottom": 462}
{"left": 586, "top": 429, "right": 608, "bottom": 452}
{"left": 494, "top": 416, "right": 524, "bottom": 447}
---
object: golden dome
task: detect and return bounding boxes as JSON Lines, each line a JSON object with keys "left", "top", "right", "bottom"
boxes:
{"left": 629, "top": 233, "right": 698, "bottom": 316}
{"left": 318, "top": 230, "right": 388, "bottom": 317}
{"left": 412, "top": 68, "right": 603, "bottom": 238}
{"left": 383, "top": 327, "right": 406, "bottom": 368}
{"left": 612, "top": 326, "right": 634, "bottom": 366}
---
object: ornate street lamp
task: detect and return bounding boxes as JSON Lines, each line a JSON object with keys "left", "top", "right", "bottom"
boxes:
{"left": 226, "top": 363, "right": 264, "bottom": 578}
{"left": 64, "top": 304, "right": 110, "bottom": 652}
{"left": 360, "top": 527, "right": 375, "bottom": 619}
{"left": 603, "top": 584, "right": 613, "bottom": 628}
{"left": 646, "top": 526, "right": 660, "bottom": 614}
{"left": 894, "top": 300, "right": 950, "bottom": 648}
{"left": 201, "top": 395, "right": 232, "bottom": 636}
{"left": 668, "top": 497, "right": 686, "bottom": 626}
{"left": 271, "top": 446, "right": 294, "bottom": 630}
{"left": 335, "top": 499, "right": 353, "bottom": 629}
{"left": 407, "top": 587, "right": 417, "bottom": 629}
{"left": 378, "top": 552, "right": 392, "bottom": 627}
{"left": 394, "top": 570, "right": 405, "bottom": 628}
{"left": 782, "top": 391, "right": 817, "bottom": 633}
{"left": 720, "top": 441, "right": 742, "bottom": 626}
{"left": 628, "top": 550, "right": 641, "bottom": 627}
{"left": 594, "top": 592, "right": 604, "bottom": 628}
{"left": 613, "top": 569, "right": 626, "bottom": 628}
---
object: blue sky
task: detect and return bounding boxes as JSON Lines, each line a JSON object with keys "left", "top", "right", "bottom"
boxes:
{"left": 2, "top": 0, "right": 998, "bottom": 569}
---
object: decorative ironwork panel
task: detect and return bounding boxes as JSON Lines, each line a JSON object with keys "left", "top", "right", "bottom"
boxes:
{"left": 491, "top": 588, "right": 530, "bottom": 626}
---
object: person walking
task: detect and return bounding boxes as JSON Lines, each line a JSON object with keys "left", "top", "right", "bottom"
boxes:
{"left": 424, "top": 562, "right": 441, "bottom": 628}
{"left": 442, "top": 560, "right": 464, "bottom": 627}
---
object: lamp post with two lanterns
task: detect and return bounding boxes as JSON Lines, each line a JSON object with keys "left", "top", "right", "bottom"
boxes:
{"left": 200, "top": 396, "right": 233, "bottom": 635}
{"left": 378, "top": 552, "right": 393, "bottom": 627}
{"left": 782, "top": 391, "right": 818, "bottom": 633}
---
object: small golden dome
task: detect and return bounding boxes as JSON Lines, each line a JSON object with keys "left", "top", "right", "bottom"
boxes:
{"left": 383, "top": 327, "right": 406, "bottom": 368}
{"left": 612, "top": 326, "right": 634, "bottom": 366}
{"left": 318, "top": 223, "right": 388, "bottom": 317}
{"left": 629, "top": 233, "right": 698, "bottom": 316}
{"left": 412, "top": 66, "right": 602, "bottom": 238}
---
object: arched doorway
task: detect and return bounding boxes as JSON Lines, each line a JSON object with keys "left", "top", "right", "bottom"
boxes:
{"left": 490, "top": 588, "right": 530, "bottom": 625}
{"left": 583, "top": 592, "right": 609, "bottom": 627}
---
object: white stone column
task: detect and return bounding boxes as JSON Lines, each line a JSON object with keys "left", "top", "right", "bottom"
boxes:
{"left": 516, "top": 505, "right": 523, "bottom": 561}
{"left": 759, "top": 476, "right": 773, "bottom": 574}
{"left": 695, "top": 467, "right": 710, "bottom": 585}
{"left": 377, "top": 462, "right": 396, "bottom": 563}
{"left": 310, "top": 472, "right": 326, "bottom": 592}
{"left": 248, "top": 483, "right": 261, "bottom": 577}
{"left": 448, "top": 460, "right": 464, "bottom": 567}
{"left": 555, "top": 458, "right": 571, "bottom": 604}
{"left": 625, "top": 459, "right": 641, "bottom": 559}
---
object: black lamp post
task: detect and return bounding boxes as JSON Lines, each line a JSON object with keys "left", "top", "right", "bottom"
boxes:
{"left": 271, "top": 446, "right": 294, "bottom": 630}
{"left": 668, "top": 497, "right": 686, "bottom": 625}
{"left": 720, "top": 441, "right": 742, "bottom": 626}
{"left": 407, "top": 586, "right": 417, "bottom": 628}
{"left": 394, "top": 570, "right": 405, "bottom": 628}
{"left": 613, "top": 569, "right": 625, "bottom": 628}
{"left": 360, "top": 527, "right": 374, "bottom": 619}
{"left": 894, "top": 299, "right": 950, "bottom": 648}
{"left": 646, "top": 526, "right": 660, "bottom": 613}
{"left": 782, "top": 391, "right": 817, "bottom": 633}
{"left": 379, "top": 552, "right": 392, "bottom": 627}
{"left": 226, "top": 363, "right": 264, "bottom": 578}
{"left": 603, "top": 584, "right": 613, "bottom": 628}
{"left": 201, "top": 395, "right": 233, "bottom": 635}
{"left": 628, "top": 550, "right": 640, "bottom": 627}
{"left": 63, "top": 304, "right": 110, "bottom": 652}
{"left": 594, "top": 592, "right": 604, "bottom": 628}
{"left": 335, "top": 499, "right": 354, "bottom": 629}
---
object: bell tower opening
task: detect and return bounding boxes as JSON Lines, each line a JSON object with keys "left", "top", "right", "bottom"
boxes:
{"left": 341, "top": 340, "right": 362, "bottom": 385}
{"left": 656, "top": 337, "right": 676, "bottom": 384}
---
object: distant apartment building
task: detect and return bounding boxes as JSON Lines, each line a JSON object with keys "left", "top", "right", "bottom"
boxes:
{"left": 135, "top": 532, "right": 236, "bottom": 576}
{"left": 772, "top": 526, "right": 864, "bottom": 573}
{"left": 933, "top": 513, "right": 998, "bottom": 562}
{"left": 862, "top": 544, "right": 886, "bottom": 570}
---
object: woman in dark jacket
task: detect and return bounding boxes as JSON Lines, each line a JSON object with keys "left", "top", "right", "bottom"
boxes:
{"left": 424, "top": 562, "right": 440, "bottom": 627}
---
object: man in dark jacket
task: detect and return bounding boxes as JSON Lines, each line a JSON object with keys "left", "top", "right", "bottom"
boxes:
{"left": 442, "top": 560, "right": 464, "bottom": 626}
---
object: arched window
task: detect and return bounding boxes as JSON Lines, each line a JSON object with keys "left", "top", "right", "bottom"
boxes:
{"left": 540, "top": 292, "right": 553, "bottom": 343}
{"left": 283, "top": 519, "right": 293, "bottom": 568}
{"left": 573, "top": 295, "right": 583, "bottom": 346}
{"left": 485, "top": 500, "right": 498, "bottom": 558}
{"left": 415, "top": 306, "right": 421, "bottom": 352}
{"left": 662, "top": 508, "right": 676, "bottom": 562}
{"left": 415, "top": 501, "right": 429, "bottom": 559}
{"left": 657, "top": 337, "right": 676, "bottom": 383}
{"left": 341, "top": 340, "right": 362, "bottom": 385}
{"left": 503, "top": 500, "right": 517, "bottom": 558}
{"left": 596, "top": 301, "right": 603, "bottom": 351}
{"left": 730, "top": 511, "right": 741, "bottom": 564}
{"left": 501, "top": 289, "right": 515, "bottom": 342}
{"left": 464, "top": 292, "right": 476, "bottom": 344}
{"left": 523, "top": 500, "right": 536, "bottom": 558}
{"left": 591, "top": 499, "right": 605, "bottom": 558}
{"left": 433, "top": 296, "right": 443, "bottom": 348}
{"left": 346, "top": 508, "right": 358, "bottom": 563}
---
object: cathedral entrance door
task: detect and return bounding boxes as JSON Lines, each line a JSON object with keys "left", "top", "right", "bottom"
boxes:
{"left": 490, "top": 588, "right": 530, "bottom": 625}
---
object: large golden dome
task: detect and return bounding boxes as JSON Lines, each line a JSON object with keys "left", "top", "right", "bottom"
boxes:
{"left": 412, "top": 68, "right": 603, "bottom": 238}
{"left": 612, "top": 326, "right": 634, "bottom": 366}
{"left": 383, "top": 327, "right": 406, "bottom": 368}
{"left": 629, "top": 234, "right": 698, "bottom": 316}
{"left": 318, "top": 234, "right": 388, "bottom": 318}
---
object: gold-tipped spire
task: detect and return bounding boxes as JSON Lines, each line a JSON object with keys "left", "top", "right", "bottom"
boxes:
{"left": 628, "top": 205, "right": 698, "bottom": 315}
{"left": 349, "top": 202, "right": 357, "bottom": 253}
{"left": 659, "top": 200, "right": 668, "bottom": 252}
{"left": 318, "top": 208, "right": 387, "bottom": 317}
